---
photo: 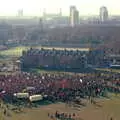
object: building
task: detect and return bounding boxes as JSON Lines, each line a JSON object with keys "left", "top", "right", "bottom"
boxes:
{"left": 59, "top": 8, "right": 62, "bottom": 16}
{"left": 21, "top": 48, "right": 88, "bottom": 72}
{"left": 73, "top": 10, "right": 79, "bottom": 25}
{"left": 107, "top": 54, "right": 120, "bottom": 65}
{"left": 70, "top": 6, "right": 79, "bottom": 27}
{"left": 18, "top": 9, "right": 23, "bottom": 17}
{"left": 43, "top": 8, "right": 62, "bottom": 20}
{"left": 99, "top": 6, "right": 108, "bottom": 22}
{"left": 70, "top": 6, "right": 76, "bottom": 17}
{"left": 39, "top": 18, "right": 43, "bottom": 29}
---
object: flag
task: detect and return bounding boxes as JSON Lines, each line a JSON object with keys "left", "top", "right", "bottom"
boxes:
{"left": 8, "top": 79, "right": 11, "bottom": 82}
{"left": 80, "top": 79, "right": 83, "bottom": 83}
{"left": 34, "top": 76, "right": 37, "bottom": 78}
{"left": 47, "top": 83, "right": 50, "bottom": 87}
{"left": 42, "top": 76, "right": 45, "bottom": 80}
{"left": 2, "top": 82, "right": 4, "bottom": 86}
{"left": 0, "top": 89, "right": 6, "bottom": 97}
{"left": 61, "top": 79, "right": 68, "bottom": 89}
{"left": 1, "top": 91, "right": 5, "bottom": 94}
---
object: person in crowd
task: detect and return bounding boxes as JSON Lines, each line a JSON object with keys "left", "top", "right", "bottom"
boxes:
{"left": 0, "top": 69, "right": 119, "bottom": 106}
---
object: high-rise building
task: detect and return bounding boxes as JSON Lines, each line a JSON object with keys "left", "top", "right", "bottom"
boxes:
{"left": 74, "top": 10, "right": 79, "bottom": 25}
{"left": 99, "top": 6, "right": 108, "bottom": 22}
{"left": 70, "top": 6, "right": 76, "bottom": 17}
{"left": 59, "top": 8, "right": 62, "bottom": 16}
{"left": 43, "top": 8, "right": 46, "bottom": 18}
{"left": 43, "top": 8, "right": 61, "bottom": 20}
{"left": 18, "top": 9, "right": 23, "bottom": 17}
{"left": 39, "top": 18, "right": 43, "bottom": 28}
{"left": 70, "top": 6, "right": 79, "bottom": 27}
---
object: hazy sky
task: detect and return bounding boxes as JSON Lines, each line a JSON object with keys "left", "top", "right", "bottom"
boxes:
{"left": 0, "top": 0, "right": 120, "bottom": 16}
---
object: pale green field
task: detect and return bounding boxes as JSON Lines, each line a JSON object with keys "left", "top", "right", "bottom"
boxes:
{"left": 0, "top": 46, "right": 29, "bottom": 57}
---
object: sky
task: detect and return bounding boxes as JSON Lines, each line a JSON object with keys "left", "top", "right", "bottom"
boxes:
{"left": 0, "top": 0, "right": 120, "bottom": 16}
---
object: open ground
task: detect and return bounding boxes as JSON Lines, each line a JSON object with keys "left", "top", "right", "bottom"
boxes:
{"left": 2, "top": 96, "right": 120, "bottom": 120}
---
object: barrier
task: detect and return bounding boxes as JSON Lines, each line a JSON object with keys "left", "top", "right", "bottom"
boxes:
{"left": 13, "top": 93, "right": 29, "bottom": 98}
{"left": 29, "top": 95, "right": 43, "bottom": 102}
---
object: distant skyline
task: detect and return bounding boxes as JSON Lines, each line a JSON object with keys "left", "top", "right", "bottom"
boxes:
{"left": 0, "top": 0, "right": 120, "bottom": 16}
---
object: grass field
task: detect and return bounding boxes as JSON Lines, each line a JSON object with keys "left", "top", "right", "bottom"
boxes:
{"left": 0, "top": 46, "right": 29, "bottom": 57}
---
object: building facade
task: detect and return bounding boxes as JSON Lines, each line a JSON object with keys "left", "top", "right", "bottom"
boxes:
{"left": 18, "top": 9, "right": 23, "bottom": 17}
{"left": 21, "top": 48, "right": 88, "bottom": 71}
{"left": 100, "top": 6, "right": 108, "bottom": 22}
{"left": 70, "top": 6, "right": 79, "bottom": 27}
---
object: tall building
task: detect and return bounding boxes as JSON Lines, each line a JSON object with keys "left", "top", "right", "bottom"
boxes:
{"left": 59, "top": 8, "right": 62, "bottom": 16}
{"left": 70, "top": 6, "right": 76, "bottom": 17}
{"left": 70, "top": 6, "right": 79, "bottom": 27}
{"left": 74, "top": 10, "right": 79, "bottom": 25}
{"left": 39, "top": 18, "right": 43, "bottom": 30}
{"left": 43, "top": 8, "right": 62, "bottom": 20}
{"left": 43, "top": 8, "right": 46, "bottom": 18}
{"left": 18, "top": 9, "right": 23, "bottom": 17}
{"left": 100, "top": 6, "right": 108, "bottom": 22}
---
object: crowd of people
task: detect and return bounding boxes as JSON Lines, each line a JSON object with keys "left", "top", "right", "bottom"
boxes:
{"left": 21, "top": 48, "right": 87, "bottom": 70}
{"left": 48, "top": 111, "right": 78, "bottom": 120}
{"left": 0, "top": 71, "right": 119, "bottom": 104}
